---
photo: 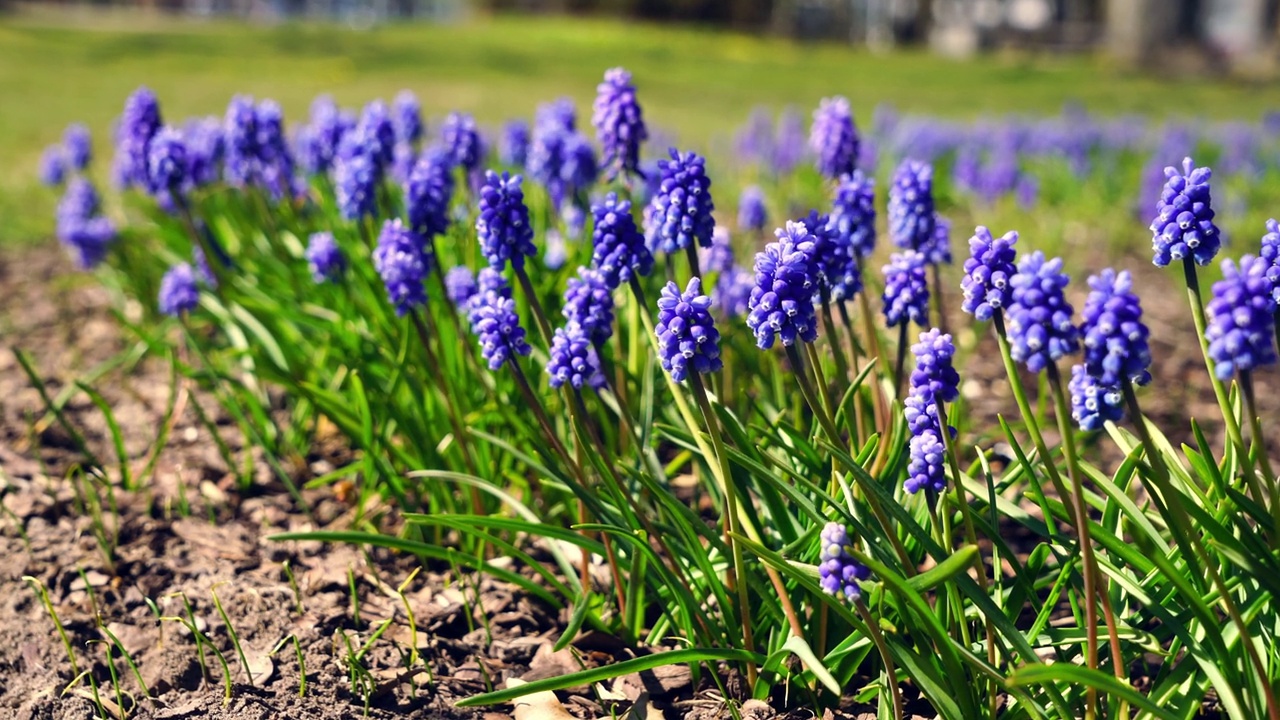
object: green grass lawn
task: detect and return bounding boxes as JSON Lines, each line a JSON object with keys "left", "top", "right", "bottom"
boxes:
{"left": 3, "top": 7, "right": 1277, "bottom": 245}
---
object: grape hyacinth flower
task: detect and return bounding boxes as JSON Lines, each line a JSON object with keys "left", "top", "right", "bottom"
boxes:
{"left": 1259, "top": 218, "right": 1280, "bottom": 303}
{"left": 905, "top": 430, "right": 947, "bottom": 494}
{"left": 888, "top": 159, "right": 936, "bottom": 253}
{"left": 445, "top": 266, "right": 478, "bottom": 307}
{"left": 747, "top": 221, "right": 819, "bottom": 349}
{"left": 772, "top": 108, "right": 806, "bottom": 176}
{"left": 817, "top": 522, "right": 870, "bottom": 600}
{"left": 809, "top": 96, "right": 859, "bottom": 178}
{"left": 591, "top": 192, "right": 653, "bottom": 290}
{"left": 183, "top": 117, "right": 225, "bottom": 190}
{"left": 656, "top": 277, "right": 723, "bottom": 382}
{"left": 562, "top": 266, "right": 615, "bottom": 345}
{"left": 146, "top": 126, "right": 188, "bottom": 196}
{"left": 358, "top": 100, "right": 396, "bottom": 171}
{"left": 442, "top": 111, "right": 485, "bottom": 173}
{"left": 1080, "top": 269, "right": 1152, "bottom": 387}
{"left": 804, "top": 209, "right": 860, "bottom": 302}
{"left": 830, "top": 171, "right": 876, "bottom": 259}
{"left": 738, "top": 185, "right": 767, "bottom": 234}
{"left": 903, "top": 329, "right": 959, "bottom": 495}
{"left": 500, "top": 119, "right": 530, "bottom": 168}
{"left": 470, "top": 286, "right": 533, "bottom": 370}
{"left": 922, "top": 214, "right": 952, "bottom": 266}
{"left": 305, "top": 231, "right": 345, "bottom": 284}
{"left": 1069, "top": 363, "right": 1124, "bottom": 432}
{"left": 333, "top": 132, "right": 378, "bottom": 221}
{"left": 562, "top": 202, "right": 587, "bottom": 241}
{"left": 372, "top": 219, "right": 430, "bottom": 316}
{"left": 405, "top": 147, "right": 455, "bottom": 241}
{"left": 713, "top": 265, "right": 754, "bottom": 319}
{"left": 734, "top": 107, "right": 773, "bottom": 167}
{"left": 702, "top": 226, "right": 735, "bottom": 275}
{"left": 1007, "top": 252, "right": 1079, "bottom": 373}
{"left": 537, "top": 97, "right": 577, "bottom": 132}
{"left": 882, "top": 251, "right": 930, "bottom": 328}
{"left": 64, "top": 123, "right": 92, "bottom": 171}
{"left": 547, "top": 322, "right": 606, "bottom": 390}
{"left": 477, "top": 171, "right": 536, "bottom": 271}
{"left": 1205, "top": 255, "right": 1278, "bottom": 380}
{"left": 1150, "top": 157, "right": 1221, "bottom": 267}
{"left": 254, "top": 100, "right": 294, "bottom": 199}
{"left": 544, "top": 230, "right": 568, "bottom": 271}
{"left": 960, "top": 227, "right": 1018, "bottom": 322}
{"left": 592, "top": 67, "right": 648, "bottom": 180}
{"left": 117, "top": 86, "right": 162, "bottom": 189}
{"left": 909, "top": 328, "right": 961, "bottom": 406}
{"left": 158, "top": 263, "right": 200, "bottom": 317}
{"left": 296, "top": 95, "right": 353, "bottom": 175}
{"left": 392, "top": 90, "right": 423, "bottom": 146}
{"left": 646, "top": 149, "right": 715, "bottom": 255}
{"left": 56, "top": 178, "right": 116, "bottom": 269}
{"left": 40, "top": 146, "right": 66, "bottom": 186}
{"left": 222, "top": 95, "right": 258, "bottom": 188}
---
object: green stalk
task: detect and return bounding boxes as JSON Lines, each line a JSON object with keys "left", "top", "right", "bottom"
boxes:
{"left": 688, "top": 373, "right": 756, "bottom": 690}
{"left": 929, "top": 263, "right": 950, "bottom": 336}
{"left": 684, "top": 243, "right": 702, "bottom": 281}
{"left": 410, "top": 312, "right": 481, "bottom": 489}
{"left": 1239, "top": 371, "right": 1276, "bottom": 485}
{"left": 1183, "top": 259, "right": 1258, "bottom": 486}
{"left": 854, "top": 597, "right": 904, "bottom": 720}
{"left": 514, "top": 265, "right": 553, "bottom": 347}
{"left": 819, "top": 292, "right": 851, "bottom": 384}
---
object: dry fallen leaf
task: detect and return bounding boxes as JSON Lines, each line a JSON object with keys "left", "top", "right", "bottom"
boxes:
{"left": 507, "top": 678, "right": 579, "bottom": 720}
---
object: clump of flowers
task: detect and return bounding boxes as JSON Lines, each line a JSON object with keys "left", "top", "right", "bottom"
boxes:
{"left": 1150, "top": 157, "right": 1220, "bottom": 267}
{"left": 295, "top": 95, "right": 353, "bottom": 175}
{"left": 592, "top": 67, "right": 648, "bottom": 180}
{"left": 1069, "top": 363, "right": 1124, "bottom": 431}
{"left": 809, "top": 96, "right": 859, "bottom": 178}
{"left": 445, "top": 266, "right": 478, "bottom": 307}
{"left": 373, "top": 219, "right": 430, "bottom": 316}
{"left": 305, "top": 232, "right": 345, "bottom": 284}
{"left": 563, "top": 267, "right": 615, "bottom": 346}
{"left": 591, "top": 193, "right": 653, "bottom": 290}
{"left": 804, "top": 210, "right": 860, "bottom": 301}
{"left": 738, "top": 186, "right": 767, "bottom": 234}
{"left": 714, "top": 266, "right": 754, "bottom": 319}
{"left": 471, "top": 285, "right": 533, "bottom": 370}
{"left": 829, "top": 171, "right": 876, "bottom": 259}
{"left": 1080, "top": 269, "right": 1152, "bottom": 387}
{"left": 747, "top": 221, "right": 819, "bottom": 349}
{"left": 888, "top": 159, "right": 936, "bottom": 253}
{"left": 405, "top": 147, "right": 456, "bottom": 241}
{"left": 547, "top": 323, "right": 606, "bottom": 389}
{"left": 882, "top": 251, "right": 930, "bottom": 328}
{"left": 56, "top": 178, "right": 116, "bottom": 269}
{"left": 477, "top": 171, "right": 536, "bottom": 271}
{"left": 903, "top": 329, "right": 959, "bottom": 494}
{"left": 1007, "top": 251, "right": 1079, "bottom": 373}
{"left": 392, "top": 90, "right": 423, "bottom": 146}
{"left": 146, "top": 126, "right": 188, "bottom": 196}
{"left": 358, "top": 99, "right": 396, "bottom": 171}
{"left": 817, "top": 522, "right": 870, "bottom": 600}
{"left": 500, "top": 119, "right": 530, "bottom": 168}
{"left": 442, "top": 111, "right": 485, "bottom": 173}
{"left": 701, "top": 227, "right": 735, "bottom": 275}
{"left": 960, "top": 227, "right": 1019, "bottom": 322}
{"left": 158, "top": 263, "right": 200, "bottom": 317}
{"left": 64, "top": 123, "right": 92, "bottom": 171}
{"left": 656, "top": 277, "right": 722, "bottom": 382}
{"left": 1205, "top": 255, "right": 1278, "bottom": 380}
{"left": 646, "top": 149, "right": 715, "bottom": 255}
{"left": 40, "top": 146, "right": 65, "bottom": 187}
{"left": 333, "top": 130, "right": 378, "bottom": 221}
{"left": 1260, "top": 218, "right": 1280, "bottom": 303}
{"left": 116, "top": 86, "right": 163, "bottom": 190}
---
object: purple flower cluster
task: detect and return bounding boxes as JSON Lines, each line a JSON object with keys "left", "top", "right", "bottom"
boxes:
{"left": 470, "top": 283, "right": 533, "bottom": 370}
{"left": 882, "top": 251, "right": 929, "bottom": 328}
{"left": 904, "top": 329, "right": 958, "bottom": 494}
{"left": 1206, "top": 255, "right": 1278, "bottom": 380}
{"left": 547, "top": 323, "right": 605, "bottom": 390}
{"left": 372, "top": 219, "right": 430, "bottom": 316}
{"left": 1150, "top": 157, "right": 1220, "bottom": 267}
{"left": 888, "top": 159, "right": 936, "bottom": 253}
{"left": 55, "top": 178, "right": 116, "bottom": 268}
{"left": 646, "top": 149, "right": 715, "bottom": 255}
{"left": 656, "top": 278, "right": 723, "bottom": 382}
{"left": 500, "top": 119, "right": 530, "bottom": 168}
{"left": 829, "top": 171, "right": 876, "bottom": 259}
{"left": 477, "top": 171, "right": 536, "bottom": 271}
{"left": 562, "top": 266, "right": 615, "bottom": 345}
{"left": 358, "top": 100, "right": 396, "bottom": 171}
{"left": 405, "top": 147, "right": 455, "bottom": 241}
{"left": 305, "top": 232, "right": 345, "bottom": 284}
{"left": 528, "top": 119, "right": 598, "bottom": 210}
{"left": 713, "top": 265, "right": 754, "bottom": 319}
{"left": 590, "top": 193, "right": 653, "bottom": 290}
{"left": 158, "top": 263, "right": 200, "bottom": 317}
{"left": 445, "top": 266, "right": 478, "bottom": 307}
{"left": 40, "top": 145, "right": 66, "bottom": 186}
{"left": 442, "top": 112, "right": 485, "bottom": 173}
{"left": 1261, "top": 219, "right": 1280, "bottom": 303}
{"left": 1007, "top": 252, "right": 1079, "bottom": 373}
{"left": 809, "top": 96, "right": 859, "bottom": 178}
{"left": 738, "top": 186, "right": 767, "bottom": 233}
{"left": 295, "top": 96, "right": 354, "bottom": 175}
{"left": 146, "top": 126, "right": 188, "bottom": 195}
{"left": 960, "top": 227, "right": 1018, "bottom": 322}
{"left": 592, "top": 67, "right": 648, "bottom": 180}
{"left": 701, "top": 227, "right": 735, "bottom": 275}
{"left": 747, "top": 221, "right": 819, "bottom": 349}
{"left": 392, "top": 91, "right": 423, "bottom": 146}
{"left": 116, "top": 87, "right": 162, "bottom": 190}
{"left": 817, "top": 522, "right": 870, "bottom": 600}
{"left": 804, "top": 210, "right": 860, "bottom": 302}
{"left": 1080, "top": 269, "right": 1151, "bottom": 387}
{"left": 183, "top": 117, "right": 225, "bottom": 190}
{"left": 64, "top": 124, "right": 92, "bottom": 171}
{"left": 222, "top": 96, "right": 294, "bottom": 199}
{"left": 1069, "top": 363, "right": 1123, "bottom": 432}
{"left": 333, "top": 130, "right": 379, "bottom": 221}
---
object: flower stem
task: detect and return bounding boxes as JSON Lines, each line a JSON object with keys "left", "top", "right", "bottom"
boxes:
{"left": 684, "top": 243, "right": 702, "bottom": 281}
{"left": 893, "top": 323, "right": 909, "bottom": 400}
{"left": 854, "top": 597, "right": 904, "bottom": 720}
{"left": 930, "top": 263, "right": 950, "bottom": 336}
{"left": 689, "top": 373, "right": 756, "bottom": 690}
{"left": 410, "top": 312, "right": 481, "bottom": 512}
{"left": 514, "top": 264, "right": 553, "bottom": 347}
{"left": 820, "top": 292, "right": 851, "bottom": 385}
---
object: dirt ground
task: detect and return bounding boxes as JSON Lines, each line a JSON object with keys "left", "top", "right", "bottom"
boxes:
{"left": 0, "top": 244, "right": 1273, "bottom": 720}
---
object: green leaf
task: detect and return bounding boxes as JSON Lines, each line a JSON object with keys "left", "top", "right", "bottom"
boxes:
{"left": 1008, "top": 664, "right": 1180, "bottom": 720}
